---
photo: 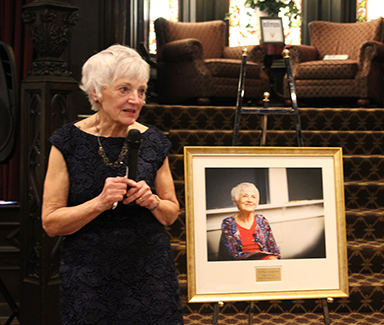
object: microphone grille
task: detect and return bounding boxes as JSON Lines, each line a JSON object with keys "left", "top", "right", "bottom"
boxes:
{"left": 127, "top": 129, "right": 142, "bottom": 149}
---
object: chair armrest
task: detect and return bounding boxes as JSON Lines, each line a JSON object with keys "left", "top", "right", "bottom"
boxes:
{"left": 223, "top": 45, "right": 265, "bottom": 63}
{"left": 360, "top": 41, "right": 384, "bottom": 62}
{"left": 284, "top": 45, "right": 318, "bottom": 64}
{"left": 357, "top": 41, "right": 384, "bottom": 80}
{"left": 159, "top": 39, "right": 204, "bottom": 63}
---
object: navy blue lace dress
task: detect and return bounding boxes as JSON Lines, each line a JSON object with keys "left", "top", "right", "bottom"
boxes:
{"left": 50, "top": 123, "right": 183, "bottom": 325}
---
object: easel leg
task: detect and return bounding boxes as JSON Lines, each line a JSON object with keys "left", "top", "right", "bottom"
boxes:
{"left": 260, "top": 115, "right": 267, "bottom": 146}
{"left": 248, "top": 301, "right": 255, "bottom": 325}
{"left": 322, "top": 298, "right": 331, "bottom": 325}
{"left": 212, "top": 302, "right": 222, "bottom": 325}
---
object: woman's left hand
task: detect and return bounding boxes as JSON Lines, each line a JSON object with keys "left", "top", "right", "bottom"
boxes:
{"left": 267, "top": 256, "right": 279, "bottom": 260}
{"left": 123, "top": 179, "right": 159, "bottom": 210}
{"left": 121, "top": 157, "right": 179, "bottom": 226}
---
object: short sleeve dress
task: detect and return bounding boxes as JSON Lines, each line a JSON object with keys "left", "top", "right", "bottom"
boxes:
{"left": 50, "top": 122, "right": 184, "bottom": 325}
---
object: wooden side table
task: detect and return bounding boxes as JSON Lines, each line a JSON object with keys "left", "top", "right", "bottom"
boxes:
{"left": 260, "top": 43, "right": 286, "bottom": 103}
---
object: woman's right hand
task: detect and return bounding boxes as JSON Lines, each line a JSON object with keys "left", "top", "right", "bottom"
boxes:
{"left": 98, "top": 176, "right": 130, "bottom": 210}
{"left": 42, "top": 146, "right": 133, "bottom": 237}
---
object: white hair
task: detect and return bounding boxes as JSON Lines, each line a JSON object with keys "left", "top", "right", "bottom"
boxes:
{"left": 231, "top": 182, "right": 260, "bottom": 206}
{"left": 79, "top": 44, "right": 150, "bottom": 111}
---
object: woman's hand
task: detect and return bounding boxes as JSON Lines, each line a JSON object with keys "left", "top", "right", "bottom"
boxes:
{"left": 123, "top": 179, "right": 160, "bottom": 211}
{"left": 98, "top": 176, "right": 131, "bottom": 210}
{"left": 267, "top": 256, "right": 279, "bottom": 260}
{"left": 121, "top": 157, "right": 179, "bottom": 225}
{"left": 42, "top": 146, "right": 134, "bottom": 237}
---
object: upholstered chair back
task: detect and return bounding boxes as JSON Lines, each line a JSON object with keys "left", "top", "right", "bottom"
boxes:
{"left": 155, "top": 19, "right": 226, "bottom": 59}
{"left": 309, "top": 18, "right": 384, "bottom": 60}
{"left": 284, "top": 17, "right": 384, "bottom": 106}
{"left": 154, "top": 17, "right": 269, "bottom": 105}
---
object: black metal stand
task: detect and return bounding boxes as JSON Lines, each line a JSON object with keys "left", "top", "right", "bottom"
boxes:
{"left": 322, "top": 298, "right": 332, "bottom": 325}
{"left": 0, "top": 276, "right": 19, "bottom": 325}
{"left": 212, "top": 301, "right": 223, "bottom": 325}
{"left": 232, "top": 49, "right": 303, "bottom": 148}
{"left": 232, "top": 48, "right": 247, "bottom": 147}
{"left": 248, "top": 301, "right": 255, "bottom": 325}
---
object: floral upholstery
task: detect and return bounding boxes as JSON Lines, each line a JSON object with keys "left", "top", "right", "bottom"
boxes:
{"left": 155, "top": 18, "right": 270, "bottom": 104}
{"left": 284, "top": 17, "right": 384, "bottom": 106}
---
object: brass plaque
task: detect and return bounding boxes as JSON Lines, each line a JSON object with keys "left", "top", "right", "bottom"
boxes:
{"left": 256, "top": 267, "right": 282, "bottom": 282}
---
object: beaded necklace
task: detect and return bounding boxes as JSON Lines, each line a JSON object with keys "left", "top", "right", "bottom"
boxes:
{"left": 96, "top": 124, "right": 129, "bottom": 168}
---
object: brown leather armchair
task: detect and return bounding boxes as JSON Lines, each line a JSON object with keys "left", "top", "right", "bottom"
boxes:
{"left": 154, "top": 17, "right": 270, "bottom": 105}
{"left": 284, "top": 17, "right": 384, "bottom": 107}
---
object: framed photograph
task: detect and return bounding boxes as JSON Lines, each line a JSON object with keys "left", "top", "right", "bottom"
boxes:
{"left": 184, "top": 146, "right": 348, "bottom": 303}
{"left": 260, "top": 17, "right": 285, "bottom": 43}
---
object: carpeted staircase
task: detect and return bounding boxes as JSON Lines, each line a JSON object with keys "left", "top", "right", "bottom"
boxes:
{"left": 140, "top": 105, "right": 384, "bottom": 324}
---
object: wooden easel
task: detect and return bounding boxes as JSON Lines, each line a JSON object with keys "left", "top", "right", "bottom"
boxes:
{"left": 212, "top": 48, "right": 332, "bottom": 325}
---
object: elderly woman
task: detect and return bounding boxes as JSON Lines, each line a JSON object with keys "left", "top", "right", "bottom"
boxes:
{"left": 221, "top": 182, "right": 280, "bottom": 260}
{"left": 41, "top": 45, "right": 183, "bottom": 324}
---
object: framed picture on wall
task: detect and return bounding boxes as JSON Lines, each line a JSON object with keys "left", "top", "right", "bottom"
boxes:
{"left": 184, "top": 146, "right": 348, "bottom": 303}
{"left": 260, "top": 17, "right": 285, "bottom": 43}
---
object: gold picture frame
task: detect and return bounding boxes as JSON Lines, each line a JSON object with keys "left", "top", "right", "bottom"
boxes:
{"left": 184, "top": 146, "right": 348, "bottom": 303}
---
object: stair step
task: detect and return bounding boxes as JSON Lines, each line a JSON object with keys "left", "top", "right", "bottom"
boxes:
{"left": 349, "top": 272, "right": 384, "bottom": 287}
{"left": 182, "top": 312, "right": 384, "bottom": 324}
{"left": 348, "top": 240, "right": 384, "bottom": 274}
{"left": 168, "top": 130, "right": 384, "bottom": 155}
{"left": 174, "top": 180, "right": 185, "bottom": 209}
{"left": 166, "top": 209, "right": 186, "bottom": 242}
{"left": 170, "top": 239, "right": 187, "bottom": 276}
{"left": 343, "top": 155, "right": 384, "bottom": 182}
{"left": 346, "top": 209, "right": 384, "bottom": 241}
{"left": 344, "top": 182, "right": 384, "bottom": 210}
{"left": 140, "top": 105, "right": 384, "bottom": 132}
{"left": 169, "top": 154, "right": 184, "bottom": 181}
{"left": 295, "top": 107, "right": 384, "bottom": 131}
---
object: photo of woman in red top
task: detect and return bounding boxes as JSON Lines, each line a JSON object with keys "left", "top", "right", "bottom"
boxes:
{"left": 220, "top": 182, "right": 281, "bottom": 260}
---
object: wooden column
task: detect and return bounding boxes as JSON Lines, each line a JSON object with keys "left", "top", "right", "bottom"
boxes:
{"left": 19, "top": 1, "right": 78, "bottom": 324}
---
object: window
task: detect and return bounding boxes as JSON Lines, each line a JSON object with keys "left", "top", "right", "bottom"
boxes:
{"left": 148, "top": 0, "right": 179, "bottom": 54}
{"left": 357, "top": 0, "right": 384, "bottom": 22}
{"left": 228, "top": 0, "right": 302, "bottom": 46}
{"left": 205, "top": 168, "right": 269, "bottom": 209}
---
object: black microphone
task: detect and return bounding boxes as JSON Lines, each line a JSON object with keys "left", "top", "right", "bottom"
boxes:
{"left": 127, "top": 128, "right": 142, "bottom": 181}
{"left": 112, "top": 129, "right": 142, "bottom": 209}
{"left": 126, "top": 129, "right": 142, "bottom": 207}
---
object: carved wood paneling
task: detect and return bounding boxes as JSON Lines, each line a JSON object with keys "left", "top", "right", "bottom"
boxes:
{"left": 19, "top": 79, "right": 78, "bottom": 324}
{"left": 0, "top": 204, "right": 21, "bottom": 315}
